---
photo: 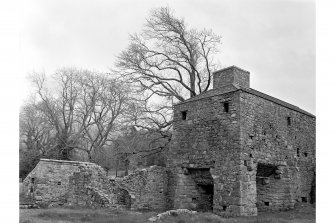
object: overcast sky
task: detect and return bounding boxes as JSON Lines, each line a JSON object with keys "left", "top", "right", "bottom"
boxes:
{"left": 18, "top": 0, "right": 315, "bottom": 114}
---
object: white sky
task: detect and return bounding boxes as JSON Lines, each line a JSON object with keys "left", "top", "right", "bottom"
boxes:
{"left": 18, "top": 0, "right": 315, "bottom": 114}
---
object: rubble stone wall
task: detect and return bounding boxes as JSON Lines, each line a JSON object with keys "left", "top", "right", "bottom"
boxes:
{"left": 22, "top": 159, "right": 130, "bottom": 208}
{"left": 22, "top": 159, "right": 83, "bottom": 207}
{"left": 169, "top": 90, "right": 244, "bottom": 217}
{"left": 239, "top": 91, "right": 316, "bottom": 211}
{"left": 118, "top": 166, "right": 168, "bottom": 211}
{"left": 66, "top": 163, "right": 130, "bottom": 209}
{"left": 169, "top": 76, "right": 315, "bottom": 217}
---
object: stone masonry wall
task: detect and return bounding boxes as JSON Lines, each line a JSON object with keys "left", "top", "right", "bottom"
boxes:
{"left": 22, "top": 159, "right": 130, "bottom": 209}
{"left": 169, "top": 85, "right": 315, "bottom": 217}
{"left": 67, "top": 164, "right": 130, "bottom": 209}
{"left": 22, "top": 159, "right": 83, "bottom": 207}
{"left": 213, "top": 66, "right": 250, "bottom": 89}
{"left": 117, "top": 166, "right": 168, "bottom": 211}
{"left": 239, "top": 90, "right": 316, "bottom": 211}
{"left": 169, "top": 90, "right": 246, "bottom": 217}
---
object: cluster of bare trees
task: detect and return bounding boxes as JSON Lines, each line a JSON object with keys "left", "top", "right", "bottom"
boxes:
{"left": 20, "top": 68, "right": 133, "bottom": 164}
{"left": 20, "top": 6, "right": 222, "bottom": 177}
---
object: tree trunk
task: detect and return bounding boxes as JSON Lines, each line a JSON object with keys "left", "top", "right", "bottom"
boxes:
{"left": 190, "top": 71, "right": 196, "bottom": 98}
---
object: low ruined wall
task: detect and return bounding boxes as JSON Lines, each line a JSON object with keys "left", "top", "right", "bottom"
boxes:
{"left": 22, "top": 159, "right": 130, "bottom": 208}
{"left": 118, "top": 166, "right": 168, "bottom": 211}
{"left": 67, "top": 165, "right": 130, "bottom": 209}
{"left": 22, "top": 159, "right": 83, "bottom": 207}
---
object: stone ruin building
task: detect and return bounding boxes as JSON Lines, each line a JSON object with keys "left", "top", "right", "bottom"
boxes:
{"left": 22, "top": 65, "right": 315, "bottom": 218}
{"left": 167, "top": 66, "right": 315, "bottom": 217}
{"left": 22, "top": 159, "right": 167, "bottom": 210}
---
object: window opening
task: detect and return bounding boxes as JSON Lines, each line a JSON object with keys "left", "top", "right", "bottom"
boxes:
{"left": 287, "top": 117, "right": 291, "bottom": 126}
{"left": 297, "top": 148, "right": 300, "bottom": 157}
{"left": 223, "top": 102, "right": 229, "bottom": 113}
{"left": 181, "top": 111, "right": 187, "bottom": 120}
{"left": 301, "top": 197, "right": 307, "bottom": 203}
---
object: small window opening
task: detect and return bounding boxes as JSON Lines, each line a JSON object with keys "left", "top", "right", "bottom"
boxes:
{"left": 263, "top": 131, "right": 266, "bottom": 135}
{"left": 223, "top": 102, "right": 229, "bottom": 113}
{"left": 249, "top": 135, "right": 254, "bottom": 139}
{"left": 264, "top": 202, "right": 270, "bottom": 206}
{"left": 301, "top": 197, "right": 307, "bottom": 203}
{"left": 57, "top": 182, "right": 61, "bottom": 185}
{"left": 297, "top": 148, "right": 300, "bottom": 157}
{"left": 244, "top": 160, "right": 248, "bottom": 167}
{"left": 31, "top": 178, "right": 35, "bottom": 184}
{"left": 222, "top": 205, "right": 227, "bottom": 211}
{"left": 192, "top": 197, "right": 197, "bottom": 201}
{"left": 304, "top": 152, "right": 308, "bottom": 157}
{"left": 249, "top": 154, "right": 253, "bottom": 158}
{"left": 181, "top": 111, "right": 187, "bottom": 120}
{"left": 287, "top": 117, "right": 291, "bottom": 126}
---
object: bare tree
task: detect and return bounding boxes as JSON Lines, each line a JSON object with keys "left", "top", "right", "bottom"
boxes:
{"left": 116, "top": 6, "right": 221, "bottom": 101}
{"left": 76, "top": 71, "right": 132, "bottom": 161}
{"left": 27, "top": 68, "right": 132, "bottom": 161}
{"left": 20, "top": 103, "right": 55, "bottom": 156}
{"left": 115, "top": 6, "right": 221, "bottom": 155}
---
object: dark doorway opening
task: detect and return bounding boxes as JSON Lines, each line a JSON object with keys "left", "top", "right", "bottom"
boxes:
{"left": 188, "top": 168, "right": 214, "bottom": 212}
{"left": 256, "top": 163, "right": 277, "bottom": 212}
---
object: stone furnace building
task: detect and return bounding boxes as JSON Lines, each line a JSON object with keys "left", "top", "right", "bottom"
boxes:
{"left": 167, "top": 66, "right": 315, "bottom": 217}
{"left": 21, "top": 65, "right": 315, "bottom": 218}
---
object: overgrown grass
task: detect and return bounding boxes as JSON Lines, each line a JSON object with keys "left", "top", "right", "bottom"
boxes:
{"left": 20, "top": 205, "right": 315, "bottom": 223}
{"left": 33, "top": 208, "right": 156, "bottom": 223}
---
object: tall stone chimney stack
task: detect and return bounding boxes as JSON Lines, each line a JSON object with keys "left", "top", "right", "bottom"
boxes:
{"left": 213, "top": 66, "right": 250, "bottom": 89}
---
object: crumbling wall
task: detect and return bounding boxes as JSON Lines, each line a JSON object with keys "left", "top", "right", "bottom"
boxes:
{"left": 22, "top": 159, "right": 130, "bottom": 209}
{"left": 22, "top": 159, "right": 83, "bottom": 207}
{"left": 255, "top": 163, "right": 293, "bottom": 211}
{"left": 118, "top": 166, "right": 168, "bottom": 211}
{"left": 67, "top": 165, "right": 130, "bottom": 209}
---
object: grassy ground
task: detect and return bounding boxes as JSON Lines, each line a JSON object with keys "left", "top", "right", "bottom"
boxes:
{"left": 20, "top": 204, "right": 315, "bottom": 223}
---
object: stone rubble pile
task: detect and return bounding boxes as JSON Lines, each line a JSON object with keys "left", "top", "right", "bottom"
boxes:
{"left": 148, "top": 209, "right": 197, "bottom": 222}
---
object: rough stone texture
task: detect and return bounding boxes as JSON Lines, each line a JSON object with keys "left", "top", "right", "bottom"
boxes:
{"left": 22, "top": 159, "right": 129, "bottom": 208}
{"left": 213, "top": 66, "right": 250, "bottom": 89}
{"left": 22, "top": 159, "right": 85, "bottom": 207}
{"left": 168, "top": 66, "right": 315, "bottom": 217}
{"left": 66, "top": 164, "right": 130, "bottom": 209}
{"left": 117, "top": 166, "right": 168, "bottom": 211}
{"left": 22, "top": 159, "right": 168, "bottom": 211}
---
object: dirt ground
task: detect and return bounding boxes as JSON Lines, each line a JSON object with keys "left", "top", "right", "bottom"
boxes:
{"left": 20, "top": 204, "right": 315, "bottom": 223}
